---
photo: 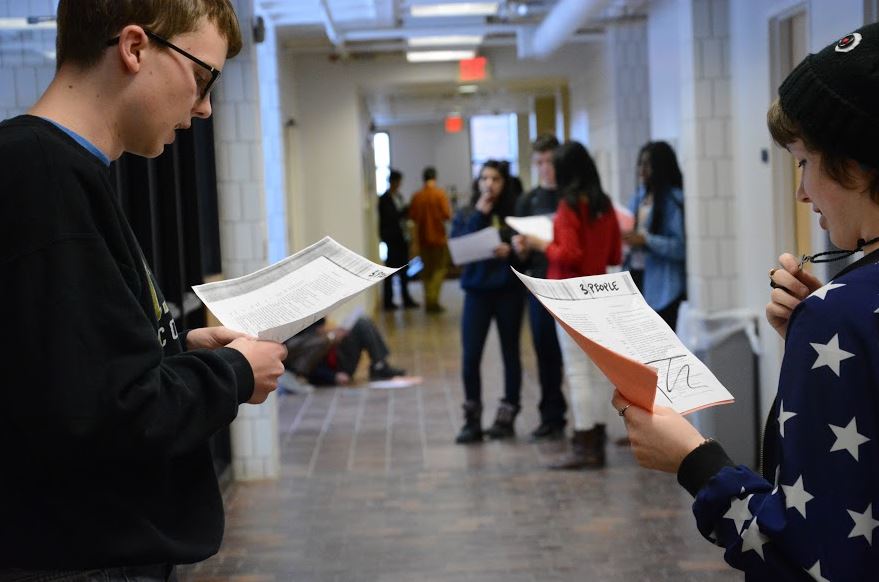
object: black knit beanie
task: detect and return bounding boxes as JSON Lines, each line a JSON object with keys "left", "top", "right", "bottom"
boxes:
{"left": 779, "top": 21, "right": 879, "bottom": 169}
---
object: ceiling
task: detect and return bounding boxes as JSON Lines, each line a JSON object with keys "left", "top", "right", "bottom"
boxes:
{"left": 259, "top": 0, "right": 648, "bottom": 57}
{"left": 260, "top": 0, "right": 649, "bottom": 125}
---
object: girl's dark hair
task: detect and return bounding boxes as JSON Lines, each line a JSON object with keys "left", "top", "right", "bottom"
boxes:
{"left": 638, "top": 141, "right": 684, "bottom": 235}
{"left": 470, "top": 160, "right": 516, "bottom": 217}
{"left": 553, "top": 141, "right": 611, "bottom": 220}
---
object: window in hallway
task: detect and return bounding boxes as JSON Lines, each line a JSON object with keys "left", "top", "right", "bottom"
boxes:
{"left": 470, "top": 113, "right": 518, "bottom": 178}
{"left": 373, "top": 131, "right": 391, "bottom": 196}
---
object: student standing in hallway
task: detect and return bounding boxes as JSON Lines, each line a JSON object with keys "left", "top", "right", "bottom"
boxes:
{"left": 623, "top": 141, "right": 687, "bottom": 329}
{"left": 0, "top": 1, "right": 287, "bottom": 578}
{"left": 615, "top": 22, "right": 879, "bottom": 580}
{"left": 408, "top": 166, "right": 452, "bottom": 313}
{"left": 515, "top": 142, "right": 621, "bottom": 468}
{"left": 453, "top": 161, "right": 526, "bottom": 443}
{"left": 378, "top": 169, "right": 418, "bottom": 310}
{"left": 515, "top": 134, "right": 567, "bottom": 441}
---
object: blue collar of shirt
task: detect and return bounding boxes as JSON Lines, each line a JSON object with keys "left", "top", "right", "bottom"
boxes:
{"left": 40, "top": 117, "right": 111, "bottom": 167}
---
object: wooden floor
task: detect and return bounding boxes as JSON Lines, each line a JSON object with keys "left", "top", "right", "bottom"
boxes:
{"left": 179, "top": 282, "right": 740, "bottom": 582}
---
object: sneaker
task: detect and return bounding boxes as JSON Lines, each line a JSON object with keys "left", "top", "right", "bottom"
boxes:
{"left": 530, "top": 422, "right": 566, "bottom": 442}
{"left": 369, "top": 362, "right": 406, "bottom": 380}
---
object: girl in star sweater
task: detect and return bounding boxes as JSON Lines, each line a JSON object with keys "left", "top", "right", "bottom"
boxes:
{"left": 613, "top": 22, "right": 879, "bottom": 581}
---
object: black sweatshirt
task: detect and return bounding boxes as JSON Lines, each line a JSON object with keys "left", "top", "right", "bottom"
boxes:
{"left": 0, "top": 116, "right": 254, "bottom": 568}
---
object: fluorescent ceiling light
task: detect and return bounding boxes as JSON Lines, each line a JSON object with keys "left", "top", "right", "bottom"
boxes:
{"left": 408, "top": 35, "right": 484, "bottom": 47}
{"left": 406, "top": 49, "right": 477, "bottom": 62}
{"left": 410, "top": 2, "right": 499, "bottom": 18}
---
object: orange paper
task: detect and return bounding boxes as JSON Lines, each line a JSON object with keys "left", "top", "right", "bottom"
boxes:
{"left": 556, "top": 318, "right": 658, "bottom": 412}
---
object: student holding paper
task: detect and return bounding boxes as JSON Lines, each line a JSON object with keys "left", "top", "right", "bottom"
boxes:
{"left": 515, "top": 134, "right": 568, "bottom": 441}
{"left": 622, "top": 141, "right": 687, "bottom": 329}
{"left": 614, "top": 23, "right": 879, "bottom": 580}
{"left": 451, "top": 161, "right": 526, "bottom": 443}
{"left": 0, "top": 1, "right": 288, "bottom": 576}
{"left": 514, "top": 142, "right": 622, "bottom": 469}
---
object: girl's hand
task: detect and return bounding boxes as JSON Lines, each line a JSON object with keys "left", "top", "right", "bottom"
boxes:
{"left": 766, "top": 253, "right": 824, "bottom": 339}
{"left": 611, "top": 391, "right": 705, "bottom": 473}
{"left": 494, "top": 243, "right": 511, "bottom": 259}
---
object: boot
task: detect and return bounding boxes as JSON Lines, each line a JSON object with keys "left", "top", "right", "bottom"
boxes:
{"left": 455, "top": 401, "right": 483, "bottom": 444}
{"left": 549, "top": 424, "right": 607, "bottom": 470}
{"left": 484, "top": 401, "right": 521, "bottom": 440}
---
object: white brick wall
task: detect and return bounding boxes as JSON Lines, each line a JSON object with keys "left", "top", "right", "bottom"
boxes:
{"left": 212, "top": 0, "right": 289, "bottom": 482}
{"left": 0, "top": 0, "right": 56, "bottom": 120}
{"left": 606, "top": 20, "right": 651, "bottom": 205}
{"left": 679, "top": 0, "right": 737, "bottom": 312}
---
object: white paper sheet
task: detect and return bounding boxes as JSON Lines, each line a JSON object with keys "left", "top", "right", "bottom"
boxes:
{"left": 513, "top": 270, "right": 734, "bottom": 414}
{"left": 447, "top": 227, "right": 502, "bottom": 266}
{"left": 505, "top": 215, "right": 554, "bottom": 242}
{"left": 192, "top": 237, "right": 400, "bottom": 343}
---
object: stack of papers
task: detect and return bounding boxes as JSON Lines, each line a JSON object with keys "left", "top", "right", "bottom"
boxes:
{"left": 513, "top": 269, "right": 733, "bottom": 415}
{"left": 193, "top": 237, "right": 400, "bottom": 343}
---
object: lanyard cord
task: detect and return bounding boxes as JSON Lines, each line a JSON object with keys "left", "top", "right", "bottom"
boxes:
{"left": 799, "top": 235, "right": 879, "bottom": 268}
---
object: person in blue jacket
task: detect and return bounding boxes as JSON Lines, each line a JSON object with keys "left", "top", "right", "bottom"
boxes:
{"left": 614, "top": 22, "right": 879, "bottom": 581}
{"left": 623, "top": 141, "right": 686, "bottom": 329}
{"left": 451, "top": 160, "right": 526, "bottom": 444}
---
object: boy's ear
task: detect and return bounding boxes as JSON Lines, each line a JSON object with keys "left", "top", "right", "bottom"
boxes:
{"left": 114, "top": 25, "right": 149, "bottom": 73}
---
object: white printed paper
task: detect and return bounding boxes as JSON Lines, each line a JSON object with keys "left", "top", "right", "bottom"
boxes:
{"left": 448, "top": 227, "right": 502, "bottom": 266}
{"left": 192, "top": 237, "right": 399, "bottom": 343}
{"left": 505, "top": 215, "right": 554, "bottom": 242}
{"left": 513, "top": 270, "right": 734, "bottom": 415}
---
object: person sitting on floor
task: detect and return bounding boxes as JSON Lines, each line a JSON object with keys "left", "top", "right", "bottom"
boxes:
{"left": 284, "top": 315, "right": 405, "bottom": 386}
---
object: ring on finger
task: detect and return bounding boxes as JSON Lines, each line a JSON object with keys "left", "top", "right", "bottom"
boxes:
{"left": 618, "top": 404, "right": 632, "bottom": 417}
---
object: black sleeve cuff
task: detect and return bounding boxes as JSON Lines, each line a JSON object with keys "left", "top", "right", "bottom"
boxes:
{"left": 677, "top": 440, "right": 735, "bottom": 497}
{"left": 216, "top": 346, "right": 255, "bottom": 404}
{"left": 180, "top": 329, "right": 191, "bottom": 351}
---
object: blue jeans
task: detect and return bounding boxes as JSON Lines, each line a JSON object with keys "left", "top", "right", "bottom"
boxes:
{"left": 527, "top": 295, "right": 566, "bottom": 426}
{"left": 461, "top": 287, "right": 525, "bottom": 406}
{"left": 0, "top": 565, "right": 175, "bottom": 582}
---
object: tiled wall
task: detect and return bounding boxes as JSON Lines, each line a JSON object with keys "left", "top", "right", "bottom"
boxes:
{"left": 0, "top": 0, "right": 56, "bottom": 120}
{"left": 213, "top": 0, "right": 281, "bottom": 481}
{"left": 607, "top": 20, "right": 651, "bottom": 205}
{"left": 679, "top": 0, "right": 737, "bottom": 312}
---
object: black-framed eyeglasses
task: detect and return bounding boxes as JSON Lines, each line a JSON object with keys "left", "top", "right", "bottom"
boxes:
{"left": 107, "top": 29, "right": 221, "bottom": 101}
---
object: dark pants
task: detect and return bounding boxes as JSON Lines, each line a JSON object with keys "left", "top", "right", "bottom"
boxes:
{"left": 527, "top": 295, "right": 566, "bottom": 426}
{"left": 383, "top": 242, "right": 414, "bottom": 306}
{"left": 657, "top": 296, "right": 684, "bottom": 331}
{"left": 630, "top": 269, "right": 683, "bottom": 330}
{"left": 0, "top": 565, "right": 176, "bottom": 582}
{"left": 461, "top": 287, "right": 525, "bottom": 406}
{"left": 336, "top": 317, "right": 389, "bottom": 374}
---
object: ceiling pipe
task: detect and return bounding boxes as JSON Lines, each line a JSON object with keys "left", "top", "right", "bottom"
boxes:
{"left": 522, "top": 0, "right": 614, "bottom": 60}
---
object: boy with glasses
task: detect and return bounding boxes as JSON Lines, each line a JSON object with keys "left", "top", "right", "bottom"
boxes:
{"left": 0, "top": 1, "right": 287, "bottom": 579}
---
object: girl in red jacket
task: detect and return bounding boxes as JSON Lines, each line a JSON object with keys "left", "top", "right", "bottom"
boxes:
{"left": 514, "top": 141, "right": 622, "bottom": 469}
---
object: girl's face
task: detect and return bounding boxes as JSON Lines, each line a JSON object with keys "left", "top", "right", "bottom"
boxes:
{"left": 638, "top": 151, "right": 651, "bottom": 186}
{"left": 479, "top": 167, "right": 505, "bottom": 199}
{"left": 788, "top": 140, "right": 875, "bottom": 249}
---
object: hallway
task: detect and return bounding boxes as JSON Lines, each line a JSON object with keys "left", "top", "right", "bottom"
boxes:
{"left": 179, "top": 282, "right": 739, "bottom": 581}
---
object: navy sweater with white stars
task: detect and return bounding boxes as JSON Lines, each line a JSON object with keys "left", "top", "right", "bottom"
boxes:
{"left": 678, "top": 251, "right": 879, "bottom": 581}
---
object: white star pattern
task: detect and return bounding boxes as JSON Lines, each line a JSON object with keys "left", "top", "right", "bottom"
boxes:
{"left": 810, "top": 282, "right": 846, "bottom": 300}
{"left": 806, "top": 560, "right": 830, "bottom": 582}
{"left": 740, "top": 519, "right": 769, "bottom": 560}
{"left": 778, "top": 400, "right": 797, "bottom": 438}
{"left": 810, "top": 333, "right": 855, "bottom": 376}
{"left": 781, "top": 475, "right": 814, "bottom": 519}
{"left": 723, "top": 493, "right": 754, "bottom": 534}
{"left": 847, "top": 503, "right": 879, "bottom": 546}
{"left": 829, "top": 417, "right": 871, "bottom": 461}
